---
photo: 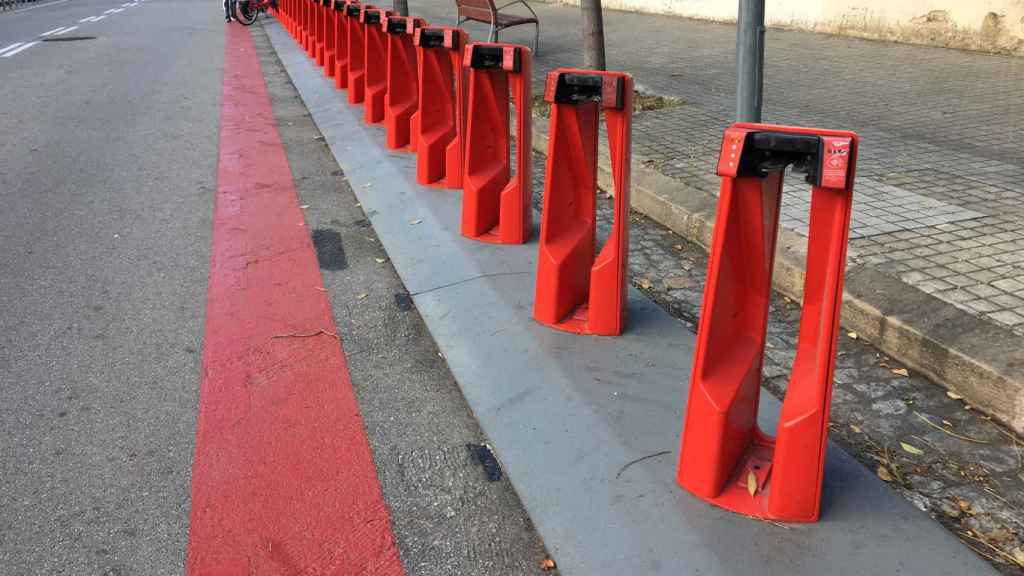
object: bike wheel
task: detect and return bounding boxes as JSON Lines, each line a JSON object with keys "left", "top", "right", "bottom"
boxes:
{"left": 234, "top": 0, "right": 258, "bottom": 25}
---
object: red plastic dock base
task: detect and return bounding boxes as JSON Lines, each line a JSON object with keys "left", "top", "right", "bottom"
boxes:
{"left": 302, "top": 0, "right": 311, "bottom": 52}
{"left": 345, "top": 3, "right": 370, "bottom": 104}
{"left": 333, "top": 1, "right": 355, "bottom": 90}
{"left": 413, "top": 27, "right": 467, "bottom": 189}
{"left": 676, "top": 122, "right": 859, "bottom": 523}
{"left": 383, "top": 15, "right": 427, "bottom": 151}
{"left": 533, "top": 69, "right": 633, "bottom": 336}
{"left": 316, "top": 0, "right": 327, "bottom": 66}
{"left": 308, "top": 0, "right": 319, "bottom": 58}
{"left": 323, "top": 0, "right": 337, "bottom": 78}
{"left": 362, "top": 6, "right": 392, "bottom": 124}
{"left": 461, "top": 42, "right": 532, "bottom": 244}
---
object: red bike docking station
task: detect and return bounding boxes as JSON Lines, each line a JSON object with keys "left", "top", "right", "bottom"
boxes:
{"left": 317, "top": 0, "right": 329, "bottom": 66}
{"left": 322, "top": 0, "right": 336, "bottom": 78}
{"left": 412, "top": 27, "right": 467, "bottom": 189}
{"left": 262, "top": 7, "right": 1001, "bottom": 572}
{"left": 676, "top": 123, "right": 858, "bottom": 523}
{"left": 345, "top": 3, "right": 371, "bottom": 104}
{"left": 460, "top": 42, "right": 532, "bottom": 244}
{"left": 532, "top": 69, "right": 633, "bottom": 337}
{"left": 331, "top": 1, "right": 352, "bottom": 89}
{"left": 383, "top": 14, "right": 427, "bottom": 151}
{"left": 361, "top": 6, "right": 392, "bottom": 124}
{"left": 313, "top": 0, "right": 324, "bottom": 62}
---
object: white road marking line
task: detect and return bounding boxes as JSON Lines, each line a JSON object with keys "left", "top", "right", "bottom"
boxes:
{"left": 93, "top": 15, "right": 107, "bottom": 21}
{"left": 111, "top": 8, "right": 125, "bottom": 13}
{"left": 0, "top": 43, "right": 25, "bottom": 57}
{"left": 79, "top": 16, "right": 96, "bottom": 22}
{"left": 1, "top": 42, "right": 39, "bottom": 58}
{"left": 104, "top": 8, "right": 117, "bottom": 13}
{"left": 40, "top": 27, "right": 67, "bottom": 37}
{"left": 53, "top": 26, "right": 79, "bottom": 36}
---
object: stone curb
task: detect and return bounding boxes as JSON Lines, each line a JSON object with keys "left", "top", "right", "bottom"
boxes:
{"left": 531, "top": 125, "right": 1024, "bottom": 434}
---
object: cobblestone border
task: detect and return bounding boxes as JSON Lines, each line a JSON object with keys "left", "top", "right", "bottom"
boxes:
{"left": 531, "top": 125, "right": 1024, "bottom": 435}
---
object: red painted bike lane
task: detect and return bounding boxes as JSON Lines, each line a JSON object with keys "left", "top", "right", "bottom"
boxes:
{"left": 185, "top": 24, "right": 405, "bottom": 575}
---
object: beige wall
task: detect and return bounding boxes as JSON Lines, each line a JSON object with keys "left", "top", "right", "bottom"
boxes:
{"left": 553, "top": 0, "right": 1024, "bottom": 54}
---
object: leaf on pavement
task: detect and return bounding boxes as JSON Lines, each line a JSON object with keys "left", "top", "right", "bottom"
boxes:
{"left": 900, "top": 442, "right": 924, "bottom": 456}
{"left": 850, "top": 424, "right": 862, "bottom": 434}
{"left": 409, "top": 219, "right": 422, "bottom": 225}
{"left": 374, "top": 257, "right": 387, "bottom": 264}
{"left": 946, "top": 390, "right": 963, "bottom": 400}
{"left": 746, "top": 471, "right": 757, "bottom": 496}
{"left": 876, "top": 465, "right": 894, "bottom": 482}
{"left": 638, "top": 278, "right": 653, "bottom": 289}
{"left": 356, "top": 293, "right": 368, "bottom": 300}
{"left": 663, "top": 276, "right": 695, "bottom": 289}
{"left": 1012, "top": 548, "right": 1024, "bottom": 566}
{"left": 539, "top": 557, "right": 556, "bottom": 571}
{"left": 847, "top": 331, "right": 858, "bottom": 340}
{"left": 891, "top": 368, "right": 909, "bottom": 377}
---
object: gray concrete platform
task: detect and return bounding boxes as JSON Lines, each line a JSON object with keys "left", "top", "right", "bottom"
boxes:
{"left": 265, "top": 20, "right": 995, "bottom": 576}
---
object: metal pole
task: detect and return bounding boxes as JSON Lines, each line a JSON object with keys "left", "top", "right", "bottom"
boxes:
{"left": 581, "top": 0, "right": 607, "bottom": 70}
{"left": 736, "top": 0, "right": 764, "bottom": 122}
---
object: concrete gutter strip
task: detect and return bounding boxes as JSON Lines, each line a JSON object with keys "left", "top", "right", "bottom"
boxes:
{"left": 267, "top": 20, "right": 995, "bottom": 575}
{"left": 531, "top": 128, "right": 1024, "bottom": 434}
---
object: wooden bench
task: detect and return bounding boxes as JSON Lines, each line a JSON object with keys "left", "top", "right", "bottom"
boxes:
{"left": 456, "top": 0, "right": 540, "bottom": 53}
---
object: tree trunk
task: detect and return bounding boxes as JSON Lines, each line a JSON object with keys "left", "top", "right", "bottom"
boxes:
{"left": 581, "top": 0, "right": 606, "bottom": 70}
{"left": 392, "top": 0, "right": 409, "bottom": 16}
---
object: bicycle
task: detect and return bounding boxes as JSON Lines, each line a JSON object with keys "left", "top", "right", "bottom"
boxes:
{"left": 234, "top": 0, "right": 278, "bottom": 25}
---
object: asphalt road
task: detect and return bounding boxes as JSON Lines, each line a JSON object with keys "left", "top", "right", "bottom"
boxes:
{"left": 0, "top": 3, "right": 553, "bottom": 574}
{"left": 0, "top": 1, "right": 222, "bottom": 573}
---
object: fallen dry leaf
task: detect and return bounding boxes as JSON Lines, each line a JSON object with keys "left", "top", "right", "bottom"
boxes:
{"left": 958, "top": 499, "right": 971, "bottom": 512}
{"left": 947, "top": 390, "right": 963, "bottom": 400}
{"left": 300, "top": 204, "right": 310, "bottom": 209}
{"left": 673, "top": 244, "right": 683, "bottom": 250}
{"left": 638, "top": 278, "right": 653, "bottom": 289}
{"left": 356, "top": 293, "right": 368, "bottom": 300}
{"left": 409, "top": 219, "right": 422, "bottom": 225}
{"left": 1012, "top": 548, "right": 1024, "bottom": 566}
{"left": 847, "top": 331, "right": 858, "bottom": 340}
{"left": 746, "top": 471, "right": 758, "bottom": 496}
{"left": 539, "top": 557, "right": 556, "bottom": 571}
{"left": 891, "top": 368, "right": 909, "bottom": 377}
{"left": 850, "top": 424, "right": 862, "bottom": 434}
{"left": 876, "top": 465, "right": 894, "bottom": 482}
{"left": 663, "top": 276, "right": 695, "bottom": 290}
{"left": 374, "top": 257, "right": 387, "bottom": 264}
{"left": 900, "top": 442, "right": 924, "bottom": 456}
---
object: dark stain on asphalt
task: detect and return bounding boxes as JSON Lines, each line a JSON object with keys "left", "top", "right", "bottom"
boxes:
{"left": 311, "top": 229, "right": 348, "bottom": 271}
{"left": 393, "top": 292, "right": 414, "bottom": 312}
{"left": 467, "top": 443, "right": 503, "bottom": 482}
